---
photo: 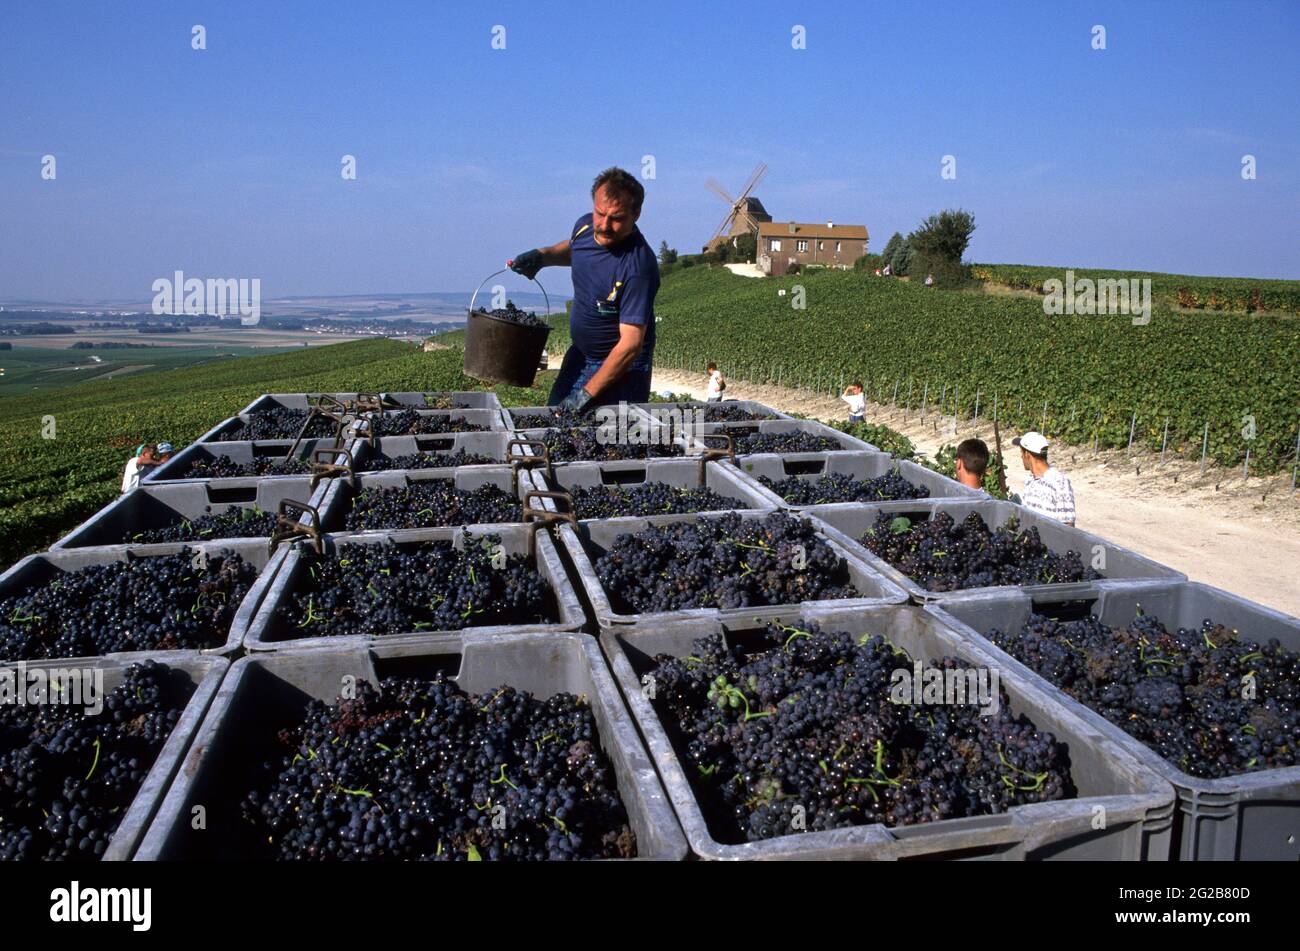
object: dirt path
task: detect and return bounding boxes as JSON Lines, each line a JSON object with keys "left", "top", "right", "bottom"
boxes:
{"left": 647, "top": 367, "right": 1300, "bottom": 617}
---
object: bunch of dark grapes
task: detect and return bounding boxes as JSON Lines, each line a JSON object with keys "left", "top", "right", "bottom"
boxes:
{"left": 701, "top": 405, "right": 776, "bottom": 422}
{"left": 475, "top": 300, "right": 549, "bottom": 329}
{"left": 370, "top": 411, "right": 489, "bottom": 437}
{"left": 278, "top": 534, "right": 552, "bottom": 638}
{"left": 345, "top": 482, "right": 522, "bottom": 530}
{"left": 536, "top": 427, "right": 680, "bottom": 462}
{"left": 0, "top": 660, "right": 192, "bottom": 861}
{"left": 759, "top": 470, "right": 930, "bottom": 505}
{"left": 183, "top": 455, "right": 311, "bottom": 479}
{"left": 241, "top": 673, "right": 634, "bottom": 860}
{"left": 230, "top": 408, "right": 338, "bottom": 440}
{"left": 594, "top": 511, "right": 858, "bottom": 613}
{"left": 647, "top": 621, "right": 1074, "bottom": 843}
{"left": 567, "top": 482, "right": 746, "bottom": 519}
{"left": 124, "top": 505, "right": 279, "bottom": 544}
{"left": 419, "top": 394, "right": 471, "bottom": 409}
{"left": 859, "top": 511, "right": 1102, "bottom": 592}
{"left": 513, "top": 407, "right": 592, "bottom": 429}
{"left": 724, "top": 431, "right": 842, "bottom": 455}
{"left": 359, "top": 449, "right": 497, "bottom": 472}
{"left": 985, "top": 610, "right": 1300, "bottom": 779}
{"left": 0, "top": 549, "right": 257, "bottom": 660}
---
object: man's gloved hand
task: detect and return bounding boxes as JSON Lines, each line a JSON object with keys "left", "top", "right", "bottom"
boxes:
{"left": 508, "top": 249, "right": 544, "bottom": 280}
{"left": 557, "top": 386, "right": 593, "bottom": 414}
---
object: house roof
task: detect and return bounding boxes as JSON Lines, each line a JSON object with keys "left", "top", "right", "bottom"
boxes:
{"left": 758, "top": 221, "right": 868, "bottom": 240}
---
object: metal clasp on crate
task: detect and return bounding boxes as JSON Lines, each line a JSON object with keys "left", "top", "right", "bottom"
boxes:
{"left": 287, "top": 402, "right": 350, "bottom": 460}
{"left": 521, "top": 489, "right": 576, "bottom": 557}
{"left": 268, "top": 499, "right": 324, "bottom": 556}
{"left": 507, "top": 439, "right": 554, "bottom": 494}
{"left": 309, "top": 446, "right": 356, "bottom": 490}
{"left": 349, "top": 393, "right": 389, "bottom": 415}
{"left": 689, "top": 432, "right": 736, "bottom": 484}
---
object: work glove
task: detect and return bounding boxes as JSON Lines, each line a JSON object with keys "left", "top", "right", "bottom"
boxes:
{"left": 557, "top": 386, "right": 594, "bottom": 414}
{"left": 508, "top": 249, "right": 544, "bottom": 280}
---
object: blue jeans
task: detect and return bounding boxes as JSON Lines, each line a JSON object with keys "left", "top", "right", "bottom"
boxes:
{"left": 547, "top": 345, "right": 652, "bottom": 407}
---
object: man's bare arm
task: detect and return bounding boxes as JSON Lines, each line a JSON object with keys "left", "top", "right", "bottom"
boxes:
{"left": 582, "top": 322, "right": 645, "bottom": 398}
{"left": 538, "top": 239, "right": 571, "bottom": 267}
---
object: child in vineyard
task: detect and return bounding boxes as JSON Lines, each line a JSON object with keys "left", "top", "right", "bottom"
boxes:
{"left": 705, "top": 362, "right": 725, "bottom": 402}
{"left": 841, "top": 381, "right": 866, "bottom": 422}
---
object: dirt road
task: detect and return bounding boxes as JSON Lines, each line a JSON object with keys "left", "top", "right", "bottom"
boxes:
{"left": 647, "top": 367, "right": 1300, "bottom": 617}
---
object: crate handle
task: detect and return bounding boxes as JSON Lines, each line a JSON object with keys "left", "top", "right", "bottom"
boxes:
{"left": 310, "top": 446, "right": 356, "bottom": 491}
{"left": 269, "top": 498, "right": 324, "bottom": 556}
{"left": 507, "top": 439, "right": 553, "bottom": 492}
{"left": 522, "top": 489, "right": 576, "bottom": 558}
{"left": 689, "top": 432, "right": 735, "bottom": 483}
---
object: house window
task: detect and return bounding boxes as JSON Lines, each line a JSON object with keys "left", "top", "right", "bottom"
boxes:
{"left": 836, "top": 241, "right": 842, "bottom": 253}
{"left": 818, "top": 241, "right": 825, "bottom": 251}
{"left": 797, "top": 239, "right": 808, "bottom": 252}
{"left": 770, "top": 239, "right": 781, "bottom": 252}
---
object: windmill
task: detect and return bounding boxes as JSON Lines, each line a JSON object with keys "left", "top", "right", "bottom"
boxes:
{"left": 704, "top": 163, "right": 771, "bottom": 251}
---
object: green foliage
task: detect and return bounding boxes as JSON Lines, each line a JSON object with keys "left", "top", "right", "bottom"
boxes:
{"left": 826, "top": 420, "right": 916, "bottom": 459}
{"left": 971, "top": 264, "right": 1300, "bottom": 316}
{"left": 854, "top": 253, "right": 884, "bottom": 272}
{"left": 879, "top": 233, "right": 904, "bottom": 268}
{"left": 657, "top": 240, "right": 678, "bottom": 265}
{"left": 649, "top": 266, "right": 1300, "bottom": 476}
{"left": 890, "top": 239, "right": 911, "bottom": 276}
{"left": 907, "top": 209, "right": 976, "bottom": 263}
{"left": 0, "top": 340, "right": 555, "bottom": 568}
{"left": 909, "top": 252, "right": 972, "bottom": 289}
{"left": 786, "top": 261, "right": 802, "bottom": 275}
{"left": 733, "top": 233, "right": 757, "bottom": 261}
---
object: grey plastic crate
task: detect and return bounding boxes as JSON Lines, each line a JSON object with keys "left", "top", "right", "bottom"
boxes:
{"left": 556, "top": 509, "right": 908, "bottom": 629}
{"left": 629, "top": 399, "right": 792, "bottom": 423}
{"left": 144, "top": 438, "right": 355, "bottom": 484}
{"left": 0, "top": 653, "right": 229, "bottom": 860}
{"left": 236, "top": 393, "right": 376, "bottom": 415}
{"left": 0, "top": 541, "right": 279, "bottom": 663}
{"left": 515, "top": 422, "right": 686, "bottom": 464}
{"left": 361, "top": 407, "right": 507, "bottom": 437}
{"left": 381, "top": 390, "right": 503, "bottom": 411}
{"left": 203, "top": 412, "right": 366, "bottom": 444}
{"left": 313, "top": 465, "right": 541, "bottom": 534}
{"left": 528, "top": 458, "right": 776, "bottom": 523}
{"left": 927, "top": 581, "right": 1300, "bottom": 860}
{"left": 809, "top": 499, "right": 1185, "bottom": 602}
{"left": 601, "top": 605, "right": 1176, "bottom": 860}
{"left": 675, "top": 419, "right": 880, "bottom": 456}
{"left": 733, "top": 451, "right": 983, "bottom": 508}
{"left": 237, "top": 525, "right": 586, "bottom": 652}
{"left": 135, "top": 634, "right": 688, "bottom": 860}
{"left": 501, "top": 405, "right": 575, "bottom": 431}
{"left": 52, "top": 477, "right": 320, "bottom": 551}
{"left": 349, "top": 432, "right": 521, "bottom": 471}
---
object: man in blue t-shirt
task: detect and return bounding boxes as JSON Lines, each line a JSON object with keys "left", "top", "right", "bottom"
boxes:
{"left": 508, "top": 167, "right": 658, "bottom": 412}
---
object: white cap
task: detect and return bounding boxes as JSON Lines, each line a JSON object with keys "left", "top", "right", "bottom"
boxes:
{"left": 1012, "top": 431, "right": 1050, "bottom": 455}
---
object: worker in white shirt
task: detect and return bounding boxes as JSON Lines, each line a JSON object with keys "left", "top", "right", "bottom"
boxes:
{"left": 841, "top": 381, "right": 866, "bottom": 423}
{"left": 705, "top": 362, "right": 726, "bottom": 402}
{"left": 1013, "top": 431, "right": 1076, "bottom": 526}
{"left": 120, "top": 444, "right": 156, "bottom": 493}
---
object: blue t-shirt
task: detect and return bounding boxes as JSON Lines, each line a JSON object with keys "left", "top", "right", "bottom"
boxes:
{"left": 568, "top": 213, "right": 657, "bottom": 370}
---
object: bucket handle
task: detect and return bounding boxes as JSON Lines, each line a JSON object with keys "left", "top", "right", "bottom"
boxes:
{"left": 469, "top": 268, "right": 551, "bottom": 319}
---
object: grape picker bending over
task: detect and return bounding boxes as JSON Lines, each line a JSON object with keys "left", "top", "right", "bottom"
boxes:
{"left": 508, "top": 167, "right": 658, "bottom": 412}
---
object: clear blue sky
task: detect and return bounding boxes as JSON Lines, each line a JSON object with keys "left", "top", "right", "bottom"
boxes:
{"left": 1, "top": 0, "right": 1297, "bottom": 302}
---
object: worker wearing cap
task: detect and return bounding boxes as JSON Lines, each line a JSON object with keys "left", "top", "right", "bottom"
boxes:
{"left": 1013, "top": 431, "right": 1076, "bottom": 526}
{"left": 508, "top": 166, "right": 658, "bottom": 414}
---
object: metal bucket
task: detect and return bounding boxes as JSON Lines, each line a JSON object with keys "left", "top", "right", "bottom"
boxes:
{"left": 463, "top": 268, "right": 552, "bottom": 387}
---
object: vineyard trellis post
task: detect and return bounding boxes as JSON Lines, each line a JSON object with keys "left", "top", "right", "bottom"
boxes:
{"left": 1127, "top": 412, "right": 1137, "bottom": 455}
{"left": 954, "top": 384, "right": 960, "bottom": 433}
{"left": 1093, "top": 412, "right": 1102, "bottom": 455}
{"left": 973, "top": 390, "right": 981, "bottom": 428}
{"left": 1041, "top": 400, "right": 1048, "bottom": 433}
{"left": 1200, "top": 422, "right": 1209, "bottom": 476}
{"left": 1243, "top": 447, "right": 1250, "bottom": 480}
{"left": 920, "top": 382, "right": 928, "bottom": 420}
{"left": 905, "top": 380, "right": 913, "bottom": 419}
{"left": 1293, "top": 426, "right": 1300, "bottom": 490}
{"left": 1159, "top": 418, "right": 1169, "bottom": 466}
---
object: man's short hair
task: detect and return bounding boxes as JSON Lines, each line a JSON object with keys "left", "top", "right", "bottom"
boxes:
{"left": 955, "top": 438, "right": 989, "bottom": 477}
{"left": 707, "top": 361, "right": 717, "bottom": 371}
{"left": 852, "top": 381, "right": 864, "bottom": 390}
{"left": 592, "top": 167, "right": 644, "bottom": 213}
